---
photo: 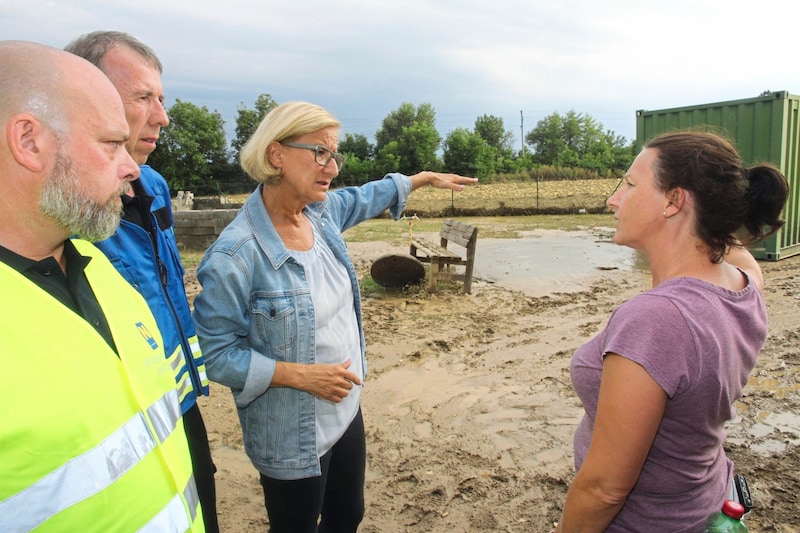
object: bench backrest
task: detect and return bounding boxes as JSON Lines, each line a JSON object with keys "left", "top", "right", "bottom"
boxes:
{"left": 440, "top": 218, "right": 478, "bottom": 249}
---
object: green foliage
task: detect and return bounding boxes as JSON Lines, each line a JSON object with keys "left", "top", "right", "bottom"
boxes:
{"left": 398, "top": 120, "right": 442, "bottom": 172}
{"left": 474, "top": 114, "right": 514, "bottom": 152}
{"left": 148, "top": 99, "right": 229, "bottom": 192}
{"left": 336, "top": 155, "right": 374, "bottom": 187}
{"left": 232, "top": 94, "right": 278, "bottom": 161}
{"left": 372, "top": 141, "right": 402, "bottom": 178}
{"left": 441, "top": 115, "right": 519, "bottom": 180}
{"left": 209, "top": 160, "right": 253, "bottom": 195}
{"left": 339, "top": 133, "right": 373, "bottom": 160}
{"left": 375, "top": 102, "right": 441, "bottom": 174}
{"left": 525, "top": 110, "right": 633, "bottom": 171}
{"left": 443, "top": 128, "right": 492, "bottom": 178}
{"left": 337, "top": 134, "right": 376, "bottom": 186}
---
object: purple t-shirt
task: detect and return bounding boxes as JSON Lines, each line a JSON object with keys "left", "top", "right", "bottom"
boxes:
{"left": 570, "top": 274, "right": 766, "bottom": 532}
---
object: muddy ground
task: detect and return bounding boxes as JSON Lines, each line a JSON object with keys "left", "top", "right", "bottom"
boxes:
{"left": 189, "top": 230, "right": 800, "bottom": 532}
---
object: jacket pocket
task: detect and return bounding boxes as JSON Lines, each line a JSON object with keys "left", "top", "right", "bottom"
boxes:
{"left": 252, "top": 295, "right": 296, "bottom": 358}
{"left": 242, "top": 388, "right": 301, "bottom": 466}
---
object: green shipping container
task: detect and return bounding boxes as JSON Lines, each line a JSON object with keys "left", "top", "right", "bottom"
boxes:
{"left": 636, "top": 91, "right": 800, "bottom": 260}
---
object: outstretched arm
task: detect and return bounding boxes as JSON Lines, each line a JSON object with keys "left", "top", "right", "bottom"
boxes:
{"left": 408, "top": 171, "right": 478, "bottom": 192}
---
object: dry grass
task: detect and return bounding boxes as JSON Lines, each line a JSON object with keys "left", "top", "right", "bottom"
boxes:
{"left": 402, "top": 178, "right": 621, "bottom": 212}
{"left": 224, "top": 178, "right": 622, "bottom": 214}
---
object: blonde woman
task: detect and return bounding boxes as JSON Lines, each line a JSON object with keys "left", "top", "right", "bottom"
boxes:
{"left": 193, "top": 101, "right": 476, "bottom": 533}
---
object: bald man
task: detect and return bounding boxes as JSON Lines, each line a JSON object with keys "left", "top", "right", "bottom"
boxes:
{"left": 0, "top": 41, "right": 203, "bottom": 531}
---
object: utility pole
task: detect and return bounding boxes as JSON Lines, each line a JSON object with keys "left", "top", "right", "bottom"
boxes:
{"left": 521, "top": 110, "right": 539, "bottom": 209}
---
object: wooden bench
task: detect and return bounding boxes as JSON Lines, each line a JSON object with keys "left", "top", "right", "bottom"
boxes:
{"left": 409, "top": 219, "right": 478, "bottom": 294}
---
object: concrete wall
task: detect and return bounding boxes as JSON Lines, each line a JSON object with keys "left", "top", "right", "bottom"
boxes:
{"left": 173, "top": 209, "right": 240, "bottom": 251}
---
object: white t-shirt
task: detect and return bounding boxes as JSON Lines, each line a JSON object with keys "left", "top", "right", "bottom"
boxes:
{"left": 290, "top": 225, "right": 362, "bottom": 456}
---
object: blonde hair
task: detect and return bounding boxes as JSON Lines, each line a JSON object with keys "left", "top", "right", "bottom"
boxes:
{"left": 240, "top": 101, "right": 340, "bottom": 184}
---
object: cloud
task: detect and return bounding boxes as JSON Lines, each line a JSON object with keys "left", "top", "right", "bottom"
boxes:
{"left": 5, "top": 0, "right": 800, "bottom": 147}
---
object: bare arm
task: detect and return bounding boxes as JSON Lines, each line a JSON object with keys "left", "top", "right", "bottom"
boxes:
{"left": 408, "top": 171, "right": 478, "bottom": 192}
{"left": 557, "top": 354, "right": 667, "bottom": 532}
{"left": 271, "top": 359, "right": 362, "bottom": 403}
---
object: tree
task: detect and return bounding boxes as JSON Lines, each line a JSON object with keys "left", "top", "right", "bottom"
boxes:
{"left": 339, "top": 133, "right": 373, "bottom": 160}
{"left": 337, "top": 133, "right": 375, "bottom": 186}
{"left": 232, "top": 93, "right": 278, "bottom": 159}
{"left": 442, "top": 128, "right": 496, "bottom": 178}
{"left": 148, "top": 99, "right": 229, "bottom": 193}
{"left": 474, "top": 114, "right": 514, "bottom": 152}
{"left": 525, "top": 110, "right": 632, "bottom": 171}
{"left": 335, "top": 157, "right": 373, "bottom": 187}
{"left": 525, "top": 112, "right": 568, "bottom": 166}
{"left": 372, "top": 141, "right": 402, "bottom": 179}
{"left": 374, "top": 102, "right": 441, "bottom": 175}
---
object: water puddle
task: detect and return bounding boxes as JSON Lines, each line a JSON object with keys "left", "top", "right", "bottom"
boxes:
{"left": 473, "top": 229, "right": 648, "bottom": 296}
{"left": 734, "top": 410, "right": 800, "bottom": 455}
{"left": 746, "top": 375, "right": 800, "bottom": 400}
{"left": 735, "top": 373, "right": 800, "bottom": 455}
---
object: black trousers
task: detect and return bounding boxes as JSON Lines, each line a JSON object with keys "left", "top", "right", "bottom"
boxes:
{"left": 184, "top": 403, "right": 219, "bottom": 533}
{"left": 259, "top": 408, "right": 366, "bottom": 533}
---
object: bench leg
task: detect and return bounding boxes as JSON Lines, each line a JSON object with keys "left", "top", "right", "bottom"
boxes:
{"left": 463, "top": 243, "right": 476, "bottom": 294}
{"left": 429, "top": 259, "right": 441, "bottom": 292}
{"left": 463, "top": 261, "right": 474, "bottom": 294}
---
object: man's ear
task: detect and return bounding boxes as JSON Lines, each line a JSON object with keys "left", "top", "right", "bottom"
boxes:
{"left": 6, "top": 114, "right": 50, "bottom": 173}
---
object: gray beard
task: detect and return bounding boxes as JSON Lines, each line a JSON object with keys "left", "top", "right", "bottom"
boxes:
{"left": 39, "top": 151, "right": 125, "bottom": 242}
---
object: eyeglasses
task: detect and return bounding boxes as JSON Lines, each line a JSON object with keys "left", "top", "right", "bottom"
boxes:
{"left": 281, "top": 142, "right": 345, "bottom": 170}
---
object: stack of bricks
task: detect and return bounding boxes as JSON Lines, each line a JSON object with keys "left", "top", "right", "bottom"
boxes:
{"left": 172, "top": 209, "right": 239, "bottom": 251}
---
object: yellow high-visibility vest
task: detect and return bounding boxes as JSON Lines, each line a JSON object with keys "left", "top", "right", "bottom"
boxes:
{"left": 0, "top": 239, "right": 203, "bottom": 532}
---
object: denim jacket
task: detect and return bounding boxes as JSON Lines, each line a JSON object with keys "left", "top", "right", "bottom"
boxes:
{"left": 193, "top": 173, "right": 412, "bottom": 479}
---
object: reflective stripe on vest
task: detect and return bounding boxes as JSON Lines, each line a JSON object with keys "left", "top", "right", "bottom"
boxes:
{"left": 137, "top": 476, "right": 199, "bottom": 533}
{"left": 168, "top": 343, "right": 191, "bottom": 402}
{"left": 147, "top": 389, "right": 182, "bottom": 445}
{"left": 189, "top": 335, "right": 209, "bottom": 389}
{"left": 0, "top": 390, "right": 183, "bottom": 531}
{"left": 169, "top": 335, "right": 210, "bottom": 406}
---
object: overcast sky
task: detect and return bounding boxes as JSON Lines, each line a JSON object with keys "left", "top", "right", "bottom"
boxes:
{"left": 5, "top": 0, "right": 800, "bottom": 149}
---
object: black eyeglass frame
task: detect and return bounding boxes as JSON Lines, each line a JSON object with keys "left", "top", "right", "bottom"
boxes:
{"left": 280, "top": 142, "right": 345, "bottom": 169}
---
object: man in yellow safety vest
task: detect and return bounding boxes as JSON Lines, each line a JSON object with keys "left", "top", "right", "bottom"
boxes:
{"left": 0, "top": 41, "right": 203, "bottom": 532}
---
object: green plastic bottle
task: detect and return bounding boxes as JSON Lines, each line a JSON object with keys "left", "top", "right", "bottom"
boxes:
{"left": 704, "top": 500, "right": 749, "bottom": 532}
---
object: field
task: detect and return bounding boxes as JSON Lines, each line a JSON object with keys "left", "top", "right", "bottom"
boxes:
{"left": 220, "top": 178, "right": 623, "bottom": 218}
{"left": 402, "top": 177, "right": 621, "bottom": 214}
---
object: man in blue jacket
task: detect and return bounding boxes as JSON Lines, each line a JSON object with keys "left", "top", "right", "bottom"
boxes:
{"left": 65, "top": 31, "right": 218, "bottom": 532}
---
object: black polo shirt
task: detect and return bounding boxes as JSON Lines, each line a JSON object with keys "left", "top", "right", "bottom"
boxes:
{"left": 0, "top": 240, "right": 117, "bottom": 353}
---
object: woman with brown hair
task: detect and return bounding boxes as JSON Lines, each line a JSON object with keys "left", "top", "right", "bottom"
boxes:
{"left": 556, "top": 130, "right": 789, "bottom": 532}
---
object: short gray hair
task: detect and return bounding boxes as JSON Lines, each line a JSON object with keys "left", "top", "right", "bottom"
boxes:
{"left": 64, "top": 30, "right": 163, "bottom": 73}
